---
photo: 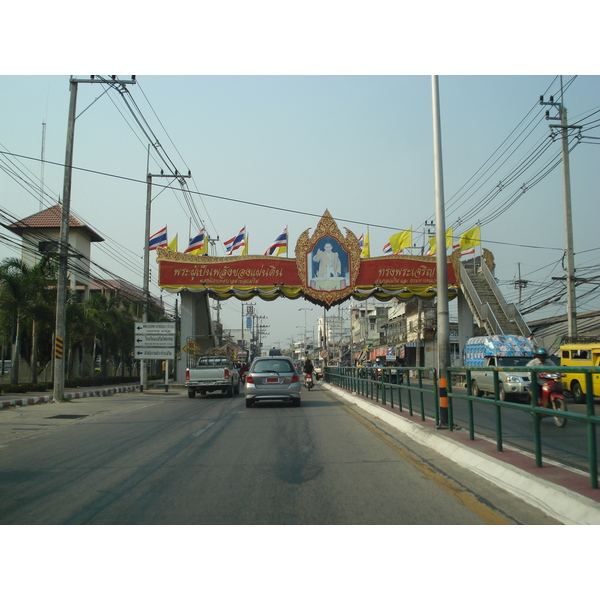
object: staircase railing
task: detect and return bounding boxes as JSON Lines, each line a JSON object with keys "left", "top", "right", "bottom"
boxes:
{"left": 458, "top": 261, "right": 502, "bottom": 334}
{"left": 480, "top": 259, "right": 530, "bottom": 337}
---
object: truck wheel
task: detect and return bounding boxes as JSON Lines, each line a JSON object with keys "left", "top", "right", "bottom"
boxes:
{"left": 227, "top": 385, "right": 234, "bottom": 397}
{"left": 471, "top": 380, "right": 483, "bottom": 398}
{"left": 571, "top": 381, "right": 584, "bottom": 404}
{"left": 188, "top": 388, "right": 196, "bottom": 399}
{"left": 234, "top": 383, "right": 240, "bottom": 394}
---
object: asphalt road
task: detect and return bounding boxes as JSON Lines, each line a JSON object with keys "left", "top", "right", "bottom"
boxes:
{"left": 0, "top": 384, "right": 559, "bottom": 524}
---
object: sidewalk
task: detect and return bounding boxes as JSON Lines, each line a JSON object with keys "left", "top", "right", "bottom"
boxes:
{"left": 0, "top": 381, "right": 178, "bottom": 410}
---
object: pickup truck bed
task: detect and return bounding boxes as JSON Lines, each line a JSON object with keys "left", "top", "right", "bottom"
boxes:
{"left": 185, "top": 356, "right": 240, "bottom": 398}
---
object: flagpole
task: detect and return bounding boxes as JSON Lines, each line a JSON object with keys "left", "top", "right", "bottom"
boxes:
{"left": 432, "top": 75, "right": 451, "bottom": 429}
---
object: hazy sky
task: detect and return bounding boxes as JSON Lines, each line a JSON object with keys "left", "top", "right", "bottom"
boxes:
{"left": 2, "top": 2, "right": 599, "bottom": 349}
{"left": 1, "top": 73, "right": 599, "bottom": 347}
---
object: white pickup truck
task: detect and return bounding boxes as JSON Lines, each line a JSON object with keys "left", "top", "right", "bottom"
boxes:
{"left": 185, "top": 355, "right": 240, "bottom": 398}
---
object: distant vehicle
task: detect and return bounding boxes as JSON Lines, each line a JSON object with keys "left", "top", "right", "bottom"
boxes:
{"left": 185, "top": 355, "right": 240, "bottom": 398}
{"left": 268, "top": 348, "right": 282, "bottom": 356}
{"left": 560, "top": 342, "right": 600, "bottom": 403}
{"left": 244, "top": 356, "right": 301, "bottom": 408}
{"left": 463, "top": 335, "right": 534, "bottom": 402}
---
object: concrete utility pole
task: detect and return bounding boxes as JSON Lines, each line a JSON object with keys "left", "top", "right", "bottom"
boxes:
{"left": 540, "top": 78, "right": 581, "bottom": 339}
{"left": 142, "top": 167, "right": 190, "bottom": 391}
{"left": 54, "top": 76, "right": 136, "bottom": 402}
{"left": 431, "top": 75, "right": 451, "bottom": 428}
{"left": 298, "top": 307, "right": 312, "bottom": 360}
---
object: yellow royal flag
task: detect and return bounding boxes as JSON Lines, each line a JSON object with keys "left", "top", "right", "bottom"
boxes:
{"left": 428, "top": 228, "right": 453, "bottom": 256}
{"left": 459, "top": 225, "right": 481, "bottom": 252}
{"left": 362, "top": 230, "right": 370, "bottom": 258}
{"left": 241, "top": 234, "right": 248, "bottom": 256}
{"left": 167, "top": 234, "right": 178, "bottom": 252}
{"left": 389, "top": 228, "right": 412, "bottom": 254}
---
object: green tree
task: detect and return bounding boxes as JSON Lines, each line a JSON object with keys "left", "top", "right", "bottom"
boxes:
{"left": 0, "top": 258, "right": 55, "bottom": 385}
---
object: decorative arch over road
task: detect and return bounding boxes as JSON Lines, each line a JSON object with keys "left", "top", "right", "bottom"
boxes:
{"left": 157, "top": 211, "right": 459, "bottom": 307}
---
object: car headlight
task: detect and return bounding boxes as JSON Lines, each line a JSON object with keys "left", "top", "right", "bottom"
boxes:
{"left": 504, "top": 375, "right": 523, "bottom": 383}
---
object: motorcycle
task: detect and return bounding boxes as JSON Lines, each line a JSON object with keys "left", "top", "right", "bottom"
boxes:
{"left": 532, "top": 373, "right": 568, "bottom": 428}
{"left": 305, "top": 373, "right": 314, "bottom": 390}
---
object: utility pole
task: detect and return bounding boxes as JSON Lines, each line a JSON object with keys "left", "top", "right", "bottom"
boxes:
{"left": 514, "top": 263, "right": 529, "bottom": 304}
{"left": 540, "top": 79, "right": 582, "bottom": 339}
{"left": 241, "top": 302, "right": 255, "bottom": 354}
{"left": 54, "top": 76, "right": 136, "bottom": 402}
{"left": 142, "top": 165, "right": 190, "bottom": 391}
{"left": 298, "top": 307, "right": 312, "bottom": 360}
{"left": 431, "top": 75, "right": 451, "bottom": 428}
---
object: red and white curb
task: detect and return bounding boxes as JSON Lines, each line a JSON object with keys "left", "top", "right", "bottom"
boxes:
{"left": 0, "top": 385, "right": 140, "bottom": 410}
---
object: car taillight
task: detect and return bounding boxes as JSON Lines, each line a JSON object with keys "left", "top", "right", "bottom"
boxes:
{"left": 224, "top": 368, "right": 230, "bottom": 380}
{"left": 245, "top": 375, "right": 254, "bottom": 383}
{"left": 292, "top": 374, "right": 299, "bottom": 382}
{"left": 185, "top": 368, "right": 189, "bottom": 381}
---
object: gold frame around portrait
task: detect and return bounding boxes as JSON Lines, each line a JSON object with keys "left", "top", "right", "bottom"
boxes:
{"left": 295, "top": 210, "right": 361, "bottom": 307}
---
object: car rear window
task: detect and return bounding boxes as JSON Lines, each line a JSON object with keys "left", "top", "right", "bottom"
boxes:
{"left": 252, "top": 360, "right": 293, "bottom": 373}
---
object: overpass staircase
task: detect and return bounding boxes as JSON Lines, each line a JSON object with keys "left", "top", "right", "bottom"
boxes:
{"left": 459, "top": 256, "right": 530, "bottom": 337}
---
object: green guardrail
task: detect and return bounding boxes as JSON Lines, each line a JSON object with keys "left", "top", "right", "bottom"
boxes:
{"left": 324, "top": 365, "right": 438, "bottom": 424}
{"left": 324, "top": 364, "right": 600, "bottom": 490}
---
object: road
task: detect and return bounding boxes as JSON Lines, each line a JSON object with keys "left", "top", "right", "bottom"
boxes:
{"left": 0, "top": 384, "right": 559, "bottom": 524}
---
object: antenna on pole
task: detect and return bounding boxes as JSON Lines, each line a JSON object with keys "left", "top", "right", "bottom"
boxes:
{"left": 40, "top": 121, "right": 46, "bottom": 211}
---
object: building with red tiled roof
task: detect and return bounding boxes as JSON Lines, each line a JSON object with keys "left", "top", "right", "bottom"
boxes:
{"left": 8, "top": 203, "right": 104, "bottom": 298}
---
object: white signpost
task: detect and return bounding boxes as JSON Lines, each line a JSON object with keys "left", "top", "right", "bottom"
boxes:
{"left": 135, "top": 322, "right": 176, "bottom": 389}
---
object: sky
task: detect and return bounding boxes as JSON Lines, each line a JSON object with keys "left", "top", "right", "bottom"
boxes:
{"left": 1, "top": 3, "right": 599, "bottom": 354}
{"left": 2, "top": 73, "right": 599, "bottom": 350}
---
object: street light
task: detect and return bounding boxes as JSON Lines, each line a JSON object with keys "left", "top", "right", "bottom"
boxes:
{"left": 298, "top": 307, "right": 313, "bottom": 360}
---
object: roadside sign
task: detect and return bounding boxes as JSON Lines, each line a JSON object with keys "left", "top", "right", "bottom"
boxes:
{"left": 134, "top": 322, "right": 176, "bottom": 361}
{"left": 135, "top": 322, "right": 176, "bottom": 334}
{"left": 135, "top": 334, "right": 176, "bottom": 348}
{"left": 182, "top": 340, "right": 200, "bottom": 355}
{"left": 134, "top": 347, "right": 175, "bottom": 360}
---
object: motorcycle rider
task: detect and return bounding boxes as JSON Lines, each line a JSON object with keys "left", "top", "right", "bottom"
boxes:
{"left": 303, "top": 356, "right": 314, "bottom": 387}
{"left": 527, "top": 347, "right": 555, "bottom": 396}
{"left": 527, "top": 347, "right": 555, "bottom": 368}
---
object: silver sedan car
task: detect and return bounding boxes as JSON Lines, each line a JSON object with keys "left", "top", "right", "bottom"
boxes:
{"left": 244, "top": 356, "right": 301, "bottom": 408}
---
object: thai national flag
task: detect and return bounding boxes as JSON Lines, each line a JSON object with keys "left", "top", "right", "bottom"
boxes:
{"left": 264, "top": 228, "right": 287, "bottom": 256}
{"left": 357, "top": 234, "right": 364, "bottom": 251}
{"left": 225, "top": 227, "right": 246, "bottom": 255}
{"left": 382, "top": 242, "right": 392, "bottom": 254}
{"left": 149, "top": 226, "right": 168, "bottom": 251}
{"left": 184, "top": 229, "right": 206, "bottom": 254}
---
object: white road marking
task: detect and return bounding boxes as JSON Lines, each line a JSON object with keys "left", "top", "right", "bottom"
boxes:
{"left": 192, "top": 422, "right": 216, "bottom": 437}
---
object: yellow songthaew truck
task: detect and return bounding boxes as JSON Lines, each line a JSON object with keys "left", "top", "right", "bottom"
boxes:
{"left": 560, "top": 342, "right": 600, "bottom": 403}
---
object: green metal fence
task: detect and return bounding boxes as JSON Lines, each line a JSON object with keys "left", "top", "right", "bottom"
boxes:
{"left": 325, "top": 364, "right": 600, "bottom": 490}
{"left": 325, "top": 365, "right": 438, "bottom": 423}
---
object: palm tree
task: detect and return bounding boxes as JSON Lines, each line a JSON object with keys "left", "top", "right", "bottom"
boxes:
{"left": 0, "top": 258, "right": 54, "bottom": 385}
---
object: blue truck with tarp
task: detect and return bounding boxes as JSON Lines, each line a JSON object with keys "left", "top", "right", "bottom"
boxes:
{"left": 463, "top": 335, "right": 534, "bottom": 402}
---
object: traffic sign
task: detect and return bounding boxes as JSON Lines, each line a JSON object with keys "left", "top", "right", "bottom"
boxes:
{"left": 182, "top": 340, "right": 201, "bottom": 355}
{"left": 135, "top": 334, "right": 176, "bottom": 348}
{"left": 135, "top": 322, "right": 176, "bottom": 334}
{"left": 134, "top": 347, "right": 175, "bottom": 360}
